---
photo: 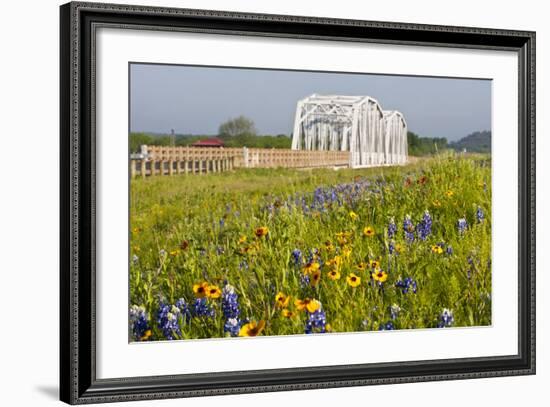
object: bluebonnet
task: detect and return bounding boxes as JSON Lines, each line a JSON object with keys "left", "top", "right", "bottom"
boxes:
{"left": 222, "top": 284, "right": 240, "bottom": 319}
{"left": 129, "top": 305, "right": 149, "bottom": 341}
{"left": 403, "top": 215, "right": 415, "bottom": 243}
{"left": 416, "top": 210, "right": 432, "bottom": 241}
{"left": 157, "top": 303, "right": 181, "bottom": 340}
{"left": 395, "top": 277, "right": 418, "bottom": 294}
{"left": 299, "top": 273, "right": 311, "bottom": 288}
{"left": 305, "top": 309, "right": 327, "bottom": 334}
{"left": 388, "top": 241, "right": 395, "bottom": 255}
{"left": 219, "top": 218, "right": 225, "bottom": 228}
{"left": 378, "top": 321, "right": 395, "bottom": 331}
{"left": 387, "top": 218, "right": 397, "bottom": 239}
{"left": 437, "top": 308, "right": 454, "bottom": 328}
{"left": 390, "top": 304, "right": 401, "bottom": 320}
{"left": 446, "top": 245, "right": 454, "bottom": 256}
{"left": 224, "top": 318, "right": 240, "bottom": 337}
{"left": 291, "top": 249, "right": 302, "bottom": 267}
{"left": 458, "top": 218, "right": 468, "bottom": 234}
{"left": 175, "top": 298, "right": 192, "bottom": 323}
{"left": 193, "top": 298, "right": 215, "bottom": 318}
{"left": 476, "top": 206, "right": 484, "bottom": 223}
{"left": 222, "top": 284, "right": 240, "bottom": 337}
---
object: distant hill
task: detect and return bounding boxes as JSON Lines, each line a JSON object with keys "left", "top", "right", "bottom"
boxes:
{"left": 450, "top": 130, "right": 491, "bottom": 153}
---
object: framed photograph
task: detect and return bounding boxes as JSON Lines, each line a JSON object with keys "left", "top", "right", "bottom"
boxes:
{"left": 60, "top": 1, "right": 535, "bottom": 404}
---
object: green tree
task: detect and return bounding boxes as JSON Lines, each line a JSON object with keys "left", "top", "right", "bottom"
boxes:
{"left": 129, "top": 132, "right": 154, "bottom": 153}
{"left": 218, "top": 116, "right": 257, "bottom": 137}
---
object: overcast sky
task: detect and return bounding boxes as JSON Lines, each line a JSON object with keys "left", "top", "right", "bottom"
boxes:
{"left": 130, "top": 63, "right": 491, "bottom": 142}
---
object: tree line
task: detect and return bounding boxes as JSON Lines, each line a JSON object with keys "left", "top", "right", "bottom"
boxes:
{"left": 131, "top": 116, "right": 484, "bottom": 156}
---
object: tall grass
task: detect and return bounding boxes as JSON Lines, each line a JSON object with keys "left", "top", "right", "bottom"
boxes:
{"left": 129, "top": 153, "right": 491, "bottom": 341}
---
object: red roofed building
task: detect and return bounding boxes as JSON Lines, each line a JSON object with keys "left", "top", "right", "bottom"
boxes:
{"left": 191, "top": 137, "right": 225, "bottom": 147}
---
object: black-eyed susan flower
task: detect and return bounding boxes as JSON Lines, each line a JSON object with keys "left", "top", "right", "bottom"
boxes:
{"left": 395, "top": 243, "right": 404, "bottom": 254}
{"left": 325, "top": 256, "right": 342, "bottom": 268}
{"left": 310, "top": 269, "right": 322, "bottom": 287}
{"left": 238, "top": 235, "right": 247, "bottom": 244}
{"left": 346, "top": 273, "right": 361, "bottom": 287}
{"left": 349, "top": 211, "right": 359, "bottom": 221}
{"left": 431, "top": 245, "right": 444, "bottom": 254}
{"left": 275, "top": 292, "right": 291, "bottom": 308}
{"left": 363, "top": 226, "right": 375, "bottom": 237}
{"left": 356, "top": 262, "right": 367, "bottom": 272}
{"left": 324, "top": 241, "right": 335, "bottom": 253}
{"left": 327, "top": 269, "right": 341, "bottom": 280}
{"left": 295, "top": 298, "right": 321, "bottom": 313}
{"left": 254, "top": 226, "right": 269, "bottom": 238}
{"left": 445, "top": 190, "right": 454, "bottom": 198}
{"left": 372, "top": 269, "right": 388, "bottom": 283}
{"left": 342, "top": 246, "right": 352, "bottom": 259}
{"left": 282, "top": 309, "right": 295, "bottom": 318}
{"left": 303, "top": 261, "right": 320, "bottom": 274}
{"left": 207, "top": 284, "right": 222, "bottom": 299}
{"left": 369, "top": 259, "right": 380, "bottom": 269}
{"left": 193, "top": 282, "right": 209, "bottom": 298}
{"left": 238, "top": 320, "right": 266, "bottom": 337}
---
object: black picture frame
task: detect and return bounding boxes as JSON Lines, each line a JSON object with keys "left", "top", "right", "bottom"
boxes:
{"left": 60, "top": 1, "right": 536, "bottom": 404}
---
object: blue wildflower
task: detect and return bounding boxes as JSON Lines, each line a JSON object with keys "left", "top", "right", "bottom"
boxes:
{"left": 193, "top": 298, "right": 215, "bottom": 318}
{"left": 378, "top": 321, "right": 395, "bottom": 331}
{"left": 403, "top": 215, "right": 415, "bottom": 243}
{"left": 129, "top": 305, "right": 150, "bottom": 341}
{"left": 458, "top": 218, "right": 468, "bottom": 234}
{"left": 157, "top": 303, "right": 181, "bottom": 340}
{"left": 221, "top": 284, "right": 240, "bottom": 320}
{"left": 175, "top": 298, "right": 192, "bottom": 323}
{"left": 291, "top": 249, "right": 302, "bottom": 267}
{"left": 416, "top": 210, "right": 432, "bottom": 240}
{"left": 476, "top": 206, "right": 484, "bottom": 223}
{"left": 437, "top": 308, "right": 454, "bottom": 328}
{"left": 446, "top": 245, "right": 454, "bottom": 256}
{"left": 389, "top": 241, "right": 395, "bottom": 255}
{"left": 305, "top": 309, "right": 327, "bottom": 334}
{"left": 387, "top": 217, "right": 397, "bottom": 239}
{"left": 224, "top": 318, "right": 240, "bottom": 337}
{"left": 395, "top": 277, "right": 418, "bottom": 294}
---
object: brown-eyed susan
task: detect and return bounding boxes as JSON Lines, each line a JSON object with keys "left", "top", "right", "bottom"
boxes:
{"left": 363, "top": 226, "right": 375, "bottom": 237}
{"left": 346, "top": 273, "right": 361, "bottom": 287}
{"left": 275, "top": 292, "right": 291, "bottom": 308}
{"left": 238, "top": 320, "right": 266, "bottom": 337}
{"left": 324, "top": 241, "right": 335, "bottom": 253}
{"left": 349, "top": 211, "right": 359, "bottom": 221}
{"left": 431, "top": 245, "right": 444, "bottom": 254}
{"left": 327, "top": 269, "right": 341, "bottom": 280}
{"left": 207, "top": 285, "right": 222, "bottom": 299}
{"left": 372, "top": 269, "right": 388, "bottom": 283}
{"left": 310, "top": 269, "right": 322, "bottom": 287}
{"left": 369, "top": 259, "right": 380, "bottom": 269}
{"left": 445, "top": 190, "right": 454, "bottom": 198}
{"left": 356, "top": 262, "right": 367, "bottom": 272}
{"left": 325, "top": 256, "right": 342, "bottom": 268}
{"left": 342, "top": 246, "right": 352, "bottom": 259}
{"left": 395, "top": 243, "right": 404, "bottom": 254}
{"left": 193, "top": 282, "right": 209, "bottom": 298}
{"left": 303, "top": 261, "right": 320, "bottom": 274}
{"left": 254, "top": 226, "right": 269, "bottom": 238}
{"left": 282, "top": 309, "right": 295, "bottom": 318}
{"left": 295, "top": 298, "right": 321, "bottom": 313}
{"left": 336, "top": 231, "right": 352, "bottom": 245}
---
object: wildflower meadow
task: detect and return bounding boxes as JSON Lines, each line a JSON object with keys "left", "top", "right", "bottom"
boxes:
{"left": 129, "top": 153, "right": 491, "bottom": 341}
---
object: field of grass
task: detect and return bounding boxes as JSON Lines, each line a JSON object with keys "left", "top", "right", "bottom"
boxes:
{"left": 129, "top": 153, "right": 491, "bottom": 341}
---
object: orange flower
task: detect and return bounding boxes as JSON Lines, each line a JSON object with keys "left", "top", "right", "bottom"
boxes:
{"left": 239, "top": 320, "right": 266, "bottom": 337}
{"left": 295, "top": 298, "right": 321, "bottom": 313}
{"left": 254, "top": 226, "right": 269, "bottom": 238}
{"left": 193, "top": 282, "right": 209, "bottom": 298}
{"left": 207, "top": 285, "right": 222, "bottom": 299}
{"left": 346, "top": 273, "right": 361, "bottom": 287}
{"left": 275, "top": 292, "right": 290, "bottom": 308}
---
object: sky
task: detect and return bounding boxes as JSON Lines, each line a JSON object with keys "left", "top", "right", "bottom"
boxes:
{"left": 130, "top": 63, "right": 491, "bottom": 142}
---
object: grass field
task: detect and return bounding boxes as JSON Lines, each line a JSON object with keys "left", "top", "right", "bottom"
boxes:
{"left": 129, "top": 153, "right": 491, "bottom": 341}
